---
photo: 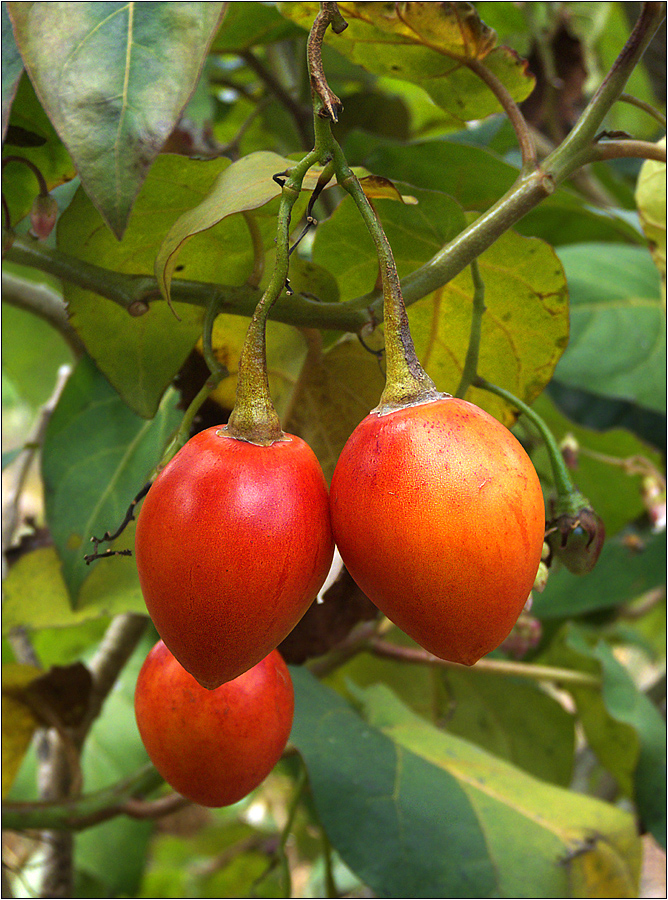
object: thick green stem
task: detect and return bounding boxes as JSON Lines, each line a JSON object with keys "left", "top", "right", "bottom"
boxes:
{"left": 455, "top": 258, "right": 486, "bottom": 399}
{"left": 2, "top": 765, "right": 165, "bottom": 832}
{"left": 545, "top": 2, "right": 666, "bottom": 182}
{"left": 4, "top": 234, "right": 370, "bottom": 331}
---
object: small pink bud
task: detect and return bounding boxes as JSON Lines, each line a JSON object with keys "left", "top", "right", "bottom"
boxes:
{"left": 29, "top": 193, "right": 58, "bottom": 240}
{"left": 500, "top": 612, "right": 542, "bottom": 659}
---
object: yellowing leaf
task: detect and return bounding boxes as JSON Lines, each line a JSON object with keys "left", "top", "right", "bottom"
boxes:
{"left": 359, "top": 174, "right": 417, "bottom": 204}
{"left": 155, "top": 151, "right": 404, "bottom": 308}
{"left": 635, "top": 139, "right": 666, "bottom": 301}
{"left": 360, "top": 683, "right": 641, "bottom": 898}
{"left": 280, "top": 2, "right": 535, "bottom": 128}
{"left": 2, "top": 663, "right": 42, "bottom": 798}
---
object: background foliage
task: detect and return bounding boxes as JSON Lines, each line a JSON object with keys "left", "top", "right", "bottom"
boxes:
{"left": 2, "top": 2, "right": 666, "bottom": 898}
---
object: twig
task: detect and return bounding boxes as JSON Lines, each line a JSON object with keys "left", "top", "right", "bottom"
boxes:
{"left": 2, "top": 270, "right": 85, "bottom": 357}
{"left": 618, "top": 91, "right": 667, "bottom": 127}
{"left": 368, "top": 638, "right": 602, "bottom": 689}
{"left": 454, "top": 258, "right": 486, "bottom": 399}
{"left": 2, "top": 365, "right": 72, "bottom": 556}
{"left": 466, "top": 57, "right": 538, "bottom": 171}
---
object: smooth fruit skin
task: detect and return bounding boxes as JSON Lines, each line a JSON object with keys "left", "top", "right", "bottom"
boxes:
{"left": 135, "top": 426, "right": 334, "bottom": 689}
{"left": 134, "top": 642, "right": 294, "bottom": 808}
{"left": 330, "top": 398, "right": 545, "bottom": 666}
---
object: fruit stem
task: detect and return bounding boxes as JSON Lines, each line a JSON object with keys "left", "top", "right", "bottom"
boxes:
{"left": 331, "top": 145, "right": 444, "bottom": 413}
{"left": 225, "top": 150, "right": 322, "bottom": 445}
{"left": 157, "top": 298, "right": 228, "bottom": 469}
{"left": 474, "top": 377, "right": 589, "bottom": 515}
{"left": 455, "top": 258, "right": 486, "bottom": 399}
{"left": 225, "top": 3, "right": 346, "bottom": 445}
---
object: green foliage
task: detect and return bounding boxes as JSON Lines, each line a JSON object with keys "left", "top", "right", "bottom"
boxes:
{"left": 2, "top": 2, "right": 665, "bottom": 898}
{"left": 8, "top": 1, "right": 225, "bottom": 237}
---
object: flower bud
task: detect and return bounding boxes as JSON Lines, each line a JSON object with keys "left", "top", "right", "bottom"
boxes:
{"left": 546, "top": 506, "right": 605, "bottom": 575}
{"left": 500, "top": 611, "right": 542, "bottom": 659}
{"left": 29, "top": 193, "right": 58, "bottom": 240}
{"left": 559, "top": 433, "right": 579, "bottom": 470}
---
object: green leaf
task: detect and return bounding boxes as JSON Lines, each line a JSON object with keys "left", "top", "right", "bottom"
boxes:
{"left": 534, "top": 530, "right": 666, "bottom": 620}
{"left": 329, "top": 648, "right": 575, "bottom": 786}
{"left": 57, "top": 155, "right": 243, "bottom": 418}
{"left": 2, "top": 74, "right": 76, "bottom": 225}
{"left": 365, "top": 138, "right": 642, "bottom": 245}
{"left": 314, "top": 192, "right": 569, "bottom": 424}
{"left": 155, "top": 151, "right": 375, "bottom": 307}
{"left": 545, "top": 625, "right": 666, "bottom": 848}
{"left": 3, "top": 548, "right": 115, "bottom": 634}
{"left": 7, "top": 2, "right": 226, "bottom": 237}
{"left": 290, "top": 667, "right": 641, "bottom": 898}
{"left": 1, "top": 1, "right": 23, "bottom": 140}
{"left": 213, "top": 1, "right": 304, "bottom": 51}
{"left": 1, "top": 299, "right": 74, "bottom": 410}
{"left": 280, "top": 2, "right": 535, "bottom": 129}
{"left": 41, "top": 356, "right": 181, "bottom": 604}
{"left": 555, "top": 243, "right": 665, "bottom": 413}
{"left": 155, "top": 151, "right": 293, "bottom": 307}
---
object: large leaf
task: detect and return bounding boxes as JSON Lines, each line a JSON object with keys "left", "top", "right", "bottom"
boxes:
{"left": 57, "top": 154, "right": 242, "bottom": 418}
{"left": 1, "top": 1, "right": 23, "bottom": 140}
{"left": 545, "top": 625, "right": 666, "bottom": 849}
{"left": 280, "top": 2, "right": 535, "bottom": 129}
{"left": 8, "top": 2, "right": 226, "bottom": 237}
{"left": 554, "top": 244, "right": 665, "bottom": 414}
{"left": 329, "top": 646, "right": 575, "bottom": 786}
{"left": 290, "top": 667, "right": 641, "bottom": 898}
{"left": 155, "top": 151, "right": 396, "bottom": 307}
{"left": 2, "top": 543, "right": 148, "bottom": 632}
{"left": 41, "top": 356, "right": 181, "bottom": 603}
{"left": 313, "top": 191, "right": 569, "bottom": 423}
{"left": 155, "top": 151, "right": 302, "bottom": 308}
